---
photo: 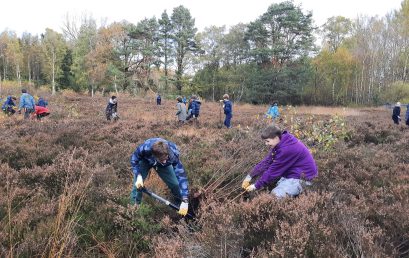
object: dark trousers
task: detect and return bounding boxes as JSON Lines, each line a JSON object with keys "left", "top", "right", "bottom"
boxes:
{"left": 24, "top": 108, "right": 34, "bottom": 119}
{"left": 37, "top": 113, "right": 50, "bottom": 120}
{"left": 392, "top": 116, "right": 399, "bottom": 124}
{"left": 3, "top": 107, "right": 15, "bottom": 116}
{"left": 224, "top": 114, "right": 232, "bottom": 128}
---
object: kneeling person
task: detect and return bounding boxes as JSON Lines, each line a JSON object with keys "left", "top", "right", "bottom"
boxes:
{"left": 242, "top": 126, "right": 317, "bottom": 198}
{"left": 34, "top": 105, "right": 50, "bottom": 120}
{"left": 2, "top": 96, "right": 17, "bottom": 116}
{"left": 130, "top": 138, "right": 189, "bottom": 216}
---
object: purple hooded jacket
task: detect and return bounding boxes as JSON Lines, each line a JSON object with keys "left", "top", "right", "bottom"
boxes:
{"left": 251, "top": 131, "right": 318, "bottom": 189}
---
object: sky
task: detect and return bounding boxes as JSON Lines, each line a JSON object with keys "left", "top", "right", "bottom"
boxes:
{"left": 0, "top": 0, "right": 404, "bottom": 36}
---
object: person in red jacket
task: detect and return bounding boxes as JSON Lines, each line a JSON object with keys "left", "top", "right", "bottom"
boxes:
{"left": 33, "top": 105, "right": 50, "bottom": 120}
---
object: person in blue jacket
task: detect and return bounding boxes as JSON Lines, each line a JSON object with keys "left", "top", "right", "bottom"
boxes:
{"left": 219, "top": 94, "right": 233, "bottom": 128}
{"left": 266, "top": 101, "right": 280, "bottom": 122}
{"left": 37, "top": 97, "right": 48, "bottom": 107}
{"left": 156, "top": 93, "right": 161, "bottom": 105}
{"left": 186, "top": 95, "right": 201, "bottom": 121}
{"left": 182, "top": 96, "right": 187, "bottom": 104}
{"left": 2, "top": 96, "right": 17, "bottom": 115}
{"left": 130, "top": 138, "right": 189, "bottom": 216}
{"left": 18, "top": 89, "right": 35, "bottom": 119}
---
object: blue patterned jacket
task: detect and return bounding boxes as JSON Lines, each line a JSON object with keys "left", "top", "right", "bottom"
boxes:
{"left": 19, "top": 93, "right": 35, "bottom": 109}
{"left": 130, "top": 138, "right": 189, "bottom": 198}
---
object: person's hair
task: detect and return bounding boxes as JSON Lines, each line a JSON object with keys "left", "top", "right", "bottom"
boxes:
{"left": 191, "top": 95, "right": 197, "bottom": 100}
{"left": 22, "top": 89, "right": 27, "bottom": 93}
{"left": 11, "top": 96, "right": 17, "bottom": 100}
{"left": 176, "top": 96, "right": 182, "bottom": 102}
{"left": 152, "top": 141, "right": 169, "bottom": 160}
{"left": 223, "top": 94, "right": 229, "bottom": 99}
{"left": 261, "top": 126, "right": 282, "bottom": 140}
{"left": 111, "top": 96, "right": 117, "bottom": 99}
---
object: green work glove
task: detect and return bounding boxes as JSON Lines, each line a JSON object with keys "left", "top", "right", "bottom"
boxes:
{"left": 242, "top": 175, "right": 252, "bottom": 189}
{"left": 135, "top": 174, "right": 143, "bottom": 189}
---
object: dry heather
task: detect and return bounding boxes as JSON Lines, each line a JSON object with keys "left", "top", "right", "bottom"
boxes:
{"left": 0, "top": 91, "right": 408, "bottom": 257}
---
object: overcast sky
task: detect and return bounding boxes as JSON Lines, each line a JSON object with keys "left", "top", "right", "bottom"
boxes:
{"left": 0, "top": 0, "right": 404, "bottom": 36}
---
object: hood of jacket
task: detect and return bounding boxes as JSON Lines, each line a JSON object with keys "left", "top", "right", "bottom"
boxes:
{"left": 276, "top": 131, "right": 298, "bottom": 149}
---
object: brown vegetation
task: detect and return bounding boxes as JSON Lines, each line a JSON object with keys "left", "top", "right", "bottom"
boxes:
{"left": 0, "top": 90, "right": 408, "bottom": 257}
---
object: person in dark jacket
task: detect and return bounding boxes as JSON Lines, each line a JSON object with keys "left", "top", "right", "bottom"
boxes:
{"left": 106, "top": 96, "right": 118, "bottom": 121}
{"left": 37, "top": 97, "right": 48, "bottom": 107}
{"left": 1, "top": 96, "right": 17, "bottom": 115}
{"left": 406, "top": 104, "right": 409, "bottom": 126}
{"left": 392, "top": 102, "right": 401, "bottom": 125}
{"left": 156, "top": 93, "right": 161, "bottom": 105}
{"left": 130, "top": 138, "right": 189, "bottom": 216}
{"left": 18, "top": 89, "right": 35, "bottom": 119}
{"left": 186, "top": 95, "right": 201, "bottom": 121}
{"left": 242, "top": 125, "right": 318, "bottom": 198}
{"left": 219, "top": 94, "right": 232, "bottom": 128}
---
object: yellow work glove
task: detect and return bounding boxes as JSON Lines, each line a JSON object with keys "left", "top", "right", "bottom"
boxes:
{"left": 178, "top": 201, "right": 189, "bottom": 216}
{"left": 135, "top": 174, "right": 143, "bottom": 189}
{"left": 246, "top": 184, "right": 256, "bottom": 192}
{"left": 242, "top": 175, "right": 252, "bottom": 189}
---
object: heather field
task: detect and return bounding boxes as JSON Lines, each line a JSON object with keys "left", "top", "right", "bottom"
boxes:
{"left": 0, "top": 90, "right": 408, "bottom": 257}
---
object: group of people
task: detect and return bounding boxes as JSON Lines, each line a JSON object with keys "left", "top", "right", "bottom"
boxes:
{"left": 392, "top": 101, "right": 409, "bottom": 126}
{"left": 129, "top": 125, "right": 318, "bottom": 216}
{"left": 1, "top": 89, "right": 50, "bottom": 120}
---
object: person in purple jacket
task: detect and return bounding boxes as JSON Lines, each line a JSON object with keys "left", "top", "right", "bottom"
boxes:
{"left": 242, "top": 125, "right": 318, "bottom": 198}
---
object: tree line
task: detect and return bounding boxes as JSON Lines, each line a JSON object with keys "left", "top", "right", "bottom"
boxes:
{"left": 0, "top": 0, "right": 408, "bottom": 105}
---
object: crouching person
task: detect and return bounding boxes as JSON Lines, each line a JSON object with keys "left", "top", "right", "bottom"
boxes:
{"left": 34, "top": 105, "right": 50, "bottom": 120}
{"left": 130, "top": 138, "right": 189, "bottom": 216}
{"left": 2, "top": 96, "right": 17, "bottom": 116}
{"left": 242, "top": 125, "right": 318, "bottom": 198}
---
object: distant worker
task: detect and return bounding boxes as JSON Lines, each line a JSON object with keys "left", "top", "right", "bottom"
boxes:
{"left": 18, "top": 89, "right": 35, "bottom": 119}
{"left": 406, "top": 104, "right": 409, "bottom": 126}
{"left": 33, "top": 105, "right": 50, "bottom": 120}
{"left": 106, "top": 96, "right": 119, "bottom": 121}
{"left": 2, "top": 96, "right": 17, "bottom": 116}
{"left": 37, "top": 97, "right": 48, "bottom": 107}
{"left": 219, "top": 94, "right": 232, "bottom": 128}
{"left": 186, "top": 95, "right": 201, "bottom": 121}
{"left": 130, "top": 138, "right": 189, "bottom": 216}
{"left": 176, "top": 96, "right": 187, "bottom": 124}
{"left": 156, "top": 93, "right": 162, "bottom": 105}
{"left": 266, "top": 101, "right": 280, "bottom": 122}
{"left": 242, "top": 125, "right": 318, "bottom": 198}
{"left": 392, "top": 102, "right": 401, "bottom": 125}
